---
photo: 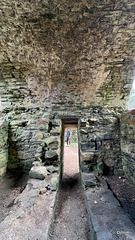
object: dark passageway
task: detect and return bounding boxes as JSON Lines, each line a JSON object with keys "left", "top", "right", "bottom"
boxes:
{"left": 48, "top": 139, "right": 91, "bottom": 240}
{"left": 49, "top": 173, "right": 90, "bottom": 240}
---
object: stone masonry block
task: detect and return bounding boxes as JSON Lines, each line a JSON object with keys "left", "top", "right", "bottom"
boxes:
{"left": 81, "top": 152, "right": 95, "bottom": 162}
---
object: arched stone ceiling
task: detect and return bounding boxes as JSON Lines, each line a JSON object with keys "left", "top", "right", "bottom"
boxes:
{"left": 0, "top": 0, "right": 135, "bottom": 108}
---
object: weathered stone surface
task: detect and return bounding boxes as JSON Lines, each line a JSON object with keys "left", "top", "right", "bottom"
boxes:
{"left": 0, "top": 0, "right": 134, "bottom": 192}
{"left": 32, "top": 131, "right": 44, "bottom": 141}
{"left": 0, "top": 121, "right": 8, "bottom": 176}
{"left": 0, "top": 107, "right": 124, "bottom": 177}
{"left": 0, "top": 166, "right": 7, "bottom": 176}
{"left": 82, "top": 173, "right": 98, "bottom": 187}
{"left": 81, "top": 152, "right": 95, "bottom": 162}
{"left": 32, "top": 161, "right": 42, "bottom": 167}
{"left": 0, "top": 22, "right": 134, "bottom": 179}
{"left": 120, "top": 111, "right": 135, "bottom": 183}
{"left": 45, "top": 150, "right": 58, "bottom": 160}
{"left": 0, "top": 0, "right": 134, "bottom": 109}
{"left": 0, "top": 103, "right": 128, "bottom": 181}
{"left": 79, "top": 112, "right": 122, "bottom": 175}
{"left": 29, "top": 166, "right": 48, "bottom": 180}
{"left": 0, "top": 176, "right": 57, "bottom": 240}
{"left": 50, "top": 174, "right": 59, "bottom": 191}
{"left": 46, "top": 165, "right": 59, "bottom": 173}
{"left": 45, "top": 136, "right": 60, "bottom": 150}
{"left": 85, "top": 185, "right": 135, "bottom": 240}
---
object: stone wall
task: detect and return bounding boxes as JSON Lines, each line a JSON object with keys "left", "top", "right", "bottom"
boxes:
{"left": 79, "top": 110, "right": 122, "bottom": 175}
{"left": 0, "top": 62, "right": 27, "bottom": 109}
{"left": 2, "top": 104, "right": 135, "bottom": 184}
{"left": 0, "top": 0, "right": 135, "bottom": 179}
{"left": 0, "top": 120, "right": 8, "bottom": 176}
{"left": 7, "top": 108, "right": 61, "bottom": 171}
{"left": 1, "top": 106, "right": 134, "bottom": 184}
{"left": 3, "top": 106, "right": 122, "bottom": 178}
{"left": 120, "top": 110, "right": 135, "bottom": 183}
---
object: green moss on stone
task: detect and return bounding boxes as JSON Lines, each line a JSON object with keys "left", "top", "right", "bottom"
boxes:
{"left": 8, "top": 155, "right": 19, "bottom": 169}
{"left": 97, "top": 162, "right": 104, "bottom": 175}
{"left": 0, "top": 150, "right": 8, "bottom": 168}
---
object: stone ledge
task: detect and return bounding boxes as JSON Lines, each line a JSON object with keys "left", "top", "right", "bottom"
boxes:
{"left": 83, "top": 175, "right": 135, "bottom": 240}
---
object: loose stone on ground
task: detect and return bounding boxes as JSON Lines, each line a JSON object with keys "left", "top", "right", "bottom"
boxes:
{"left": 0, "top": 174, "right": 57, "bottom": 240}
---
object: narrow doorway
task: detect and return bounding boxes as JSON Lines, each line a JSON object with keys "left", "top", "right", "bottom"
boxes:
{"left": 63, "top": 120, "right": 79, "bottom": 177}
{"left": 48, "top": 119, "right": 91, "bottom": 240}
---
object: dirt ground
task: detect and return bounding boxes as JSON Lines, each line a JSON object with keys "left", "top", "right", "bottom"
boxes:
{"left": 49, "top": 144, "right": 91, "bottom": 240}
{"left": 63, "top": 144, "right": 135, "bottom": 227}
{"left": 0, "top": 145, "right": 135, "bottom": 238}
{"left": 49, "top": 173, "right": 91, "bottom": 240}
{"left": 0, "top": 171, "right": 28, "bottom": 223}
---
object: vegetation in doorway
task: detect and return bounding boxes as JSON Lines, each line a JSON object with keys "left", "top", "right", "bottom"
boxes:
{"left": 70, "top": 128, "right": 78, "bottom": 147}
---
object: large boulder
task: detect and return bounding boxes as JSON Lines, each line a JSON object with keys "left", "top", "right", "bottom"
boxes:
{"left": 29, "top": 166, "right": 48, "bottom": 180}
